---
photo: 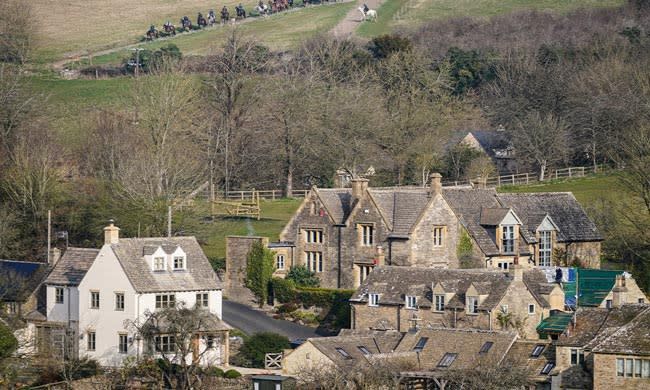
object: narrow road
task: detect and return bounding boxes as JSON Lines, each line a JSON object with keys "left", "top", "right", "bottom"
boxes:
{"left": 330, "top": 0, "right": 384, "bottom": 37}
{"left": 223, "top": 300, "right": 321, "bottom": 340}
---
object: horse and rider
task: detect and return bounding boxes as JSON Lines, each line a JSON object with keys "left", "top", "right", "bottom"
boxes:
{"left": 236, "top": 3, "right": 247, "bottom": 19}
{"left": 146, "top": 25, "right": 158, "bottom": 40}
{"left": 197, "top": 12, "right": 207, "bottom": 27}
{"left": 163, "top": 21, "right": 176, "bottom": 35}
{"left": 208, "top": 9, "right": 217, "bottom": 25}
{"left": 221, "top": 6, "right": 230, "bottom": 23}
{"left": 180, "top": 15, "right": 192, "bottom": 30}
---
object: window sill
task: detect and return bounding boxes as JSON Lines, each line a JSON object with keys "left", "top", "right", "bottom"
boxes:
{"left": 432, "top": 310, "right": 445, "bottom": 313}
{"left": 466, "top": 312, "right": 479, "bottom": 316}
{"left": 368, "top": 304, "right": 379, "bottom": 307}
{"left": 405, "top": 307, "right": 417, "bottom": 311}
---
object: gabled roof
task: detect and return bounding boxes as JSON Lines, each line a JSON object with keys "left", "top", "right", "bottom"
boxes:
{"left": 479, "top": 207, "right": 513, "bottom": 226}
{"left": 464, "top": 131, "right": 512, "bottom": 158}
{"left": 315, "top": 189, "right": 353, "bottom": 224}
{"left": 590, "top": 306, "right": 650, "bottom": 356}
{"left": 350, "top": 266, "right": 554, "bottom": 311}
{"left": 0, "top": 260, "right": 48, "bottom": 301}
{"left": 45, "top": 247, "right": 100, "bottom": 286}
{"left": 307, "top": 331, "right": 404, "bottom": 369}
{"left": 393, "top": 328, "right": 517, "bottom": 370}
{"left": 369, "top": 189, "right": 431, "bottom": 236}
{"left": 503, "top": 340, "right": 555, "bottom": 381}
{"left": 110, "top": 237, "right": 222, "bottom": 293}
{"left": 497, "top": 193, "right": 602, "bottom": 242}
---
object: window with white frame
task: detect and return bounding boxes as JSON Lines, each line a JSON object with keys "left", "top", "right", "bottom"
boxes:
{"left": 335, "top": 347, "right": 352, "bottom": 359}
{"left": 115, "top": 292, "right": 124, "bottom": 311}
{"left": 528, "top": 304, "right": 535, "bottom": 314}
{"left": 305, "top": 251, "right": 323, "bottom": 272}
{"left": 87, "top": 332, "right": 96, "bottom": 351}
{"left": 467, "top": 296, "right": 479, "bottom": 314}
{"left": 153, "top": 257, "right": 165, "bottom": 271}
{"left": 196, "top": 293, "right": 209, "bottom": 308}
{"left": 360, "top": 224, "right": 374, "bottom": 246}
{"left": 434, "top": 295, "right": 445, "bottom": 311}
{"left": 118, "top": 334, "right": 128, "bottom": 354}
{"left": 570, "top": 349, "right": 584, "bottom": 365}
{"left": 539, "top": 230, "right": 552, "bottom": 266}
{"left": 616, "top": 358, "right": 650, "bottom": 378}
{"left": 502, "top": 225, "right": 515, "bottom": 253}
{"left": 276, "top": 255, "right": 285, "bottom": 270}
{"left": 304, "top": 229, "right": 323, "bottom": 244}
{"left": 501, "top": 305, "right": 509, "bottom": 314}
{"left": 173, "top": 256, "right": 185, "bottom": 270}
{"left": 368, "top": 293, "right": 379, "bottom": 307}
{"left": 405, "top": 295, "right": 417, "bottom": 309}
{"left": 90, "top": 291, "right": 100, "bottom": 309}
{"left": 433, "top": 227, "right": 444, "bottom": 247}
{"left": 155, "top": 335, "right": 176, "bottom": 353}
{"left": 359, "top": 265, "right": 373, "bottom": 284}
{"left": 55, "top": 287, "right": 64, "bottom": 304}
{"left": 155, "top": 294, "right": 176, "bottom": 309}
{"left": 498, "top": 262, "right": 509, "bottom": 270}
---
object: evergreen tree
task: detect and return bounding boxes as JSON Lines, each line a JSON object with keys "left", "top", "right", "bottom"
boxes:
{"left": 245, "top": 241, "right": 275, "bottom": 307}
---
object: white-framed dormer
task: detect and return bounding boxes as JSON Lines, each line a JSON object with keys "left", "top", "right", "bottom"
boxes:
{"left": 432, "top": 282, "right": 454, "bottom": 313}
{"left": 498, "top": 210, "right": 522, "bottom": 255}
{"left": 170, "top": 246, "right": 187, "bottom": 272}
{"left": 535, "top": 215, "right": 559, "bottom": 267}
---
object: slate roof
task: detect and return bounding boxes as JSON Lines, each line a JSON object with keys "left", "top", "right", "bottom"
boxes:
{"left": 467, "top": 131, "right": 513, "bottom": 158}
{"left": 393, "top": 328, "right": 517, "bottom": 370}
{"left": 0, "top": 260, "right": 48, "bottom": 301}
{"left": 110, "top": 237, "right": 222, "bottom": 293}
{"left": 44, "top": 248, "right": 100, "bottom": 286}
{"left": 310, "top": 185, "right": 601, "bottom": 251}
{"left": 498, "top": 193, "right": 602, "bottom": 242}
{"left": 350, "top": 266, "right": 555, "bottom": 310}
{"left": 503, "top": 340, "right": 555, "bottom": 381}
{"left": 556, "top": 304, "right": 648, "bottom": 348}
{"left": 590, "top": 305, "right": 650, "bottom": 356}
{"left": 308, "top": 331, "right": 404, "bottom": 369}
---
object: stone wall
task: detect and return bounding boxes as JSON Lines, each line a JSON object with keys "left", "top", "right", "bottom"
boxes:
{"left": 282, "top": 341, "right": 334, "bottom": 376}
{"left": 225, "top": 236, "right": 267, "bottom": 303}
{"left": 494, "top": 278, "right": 550, "bottom": 339}
{"left": 592, "top": 353, "right": 650, "bottom": 390}
{"left": 563, "top": 241, "right": 602, "bottom": 269}
{"left": 410, "top": 194, "right": 461, "bottom": 269}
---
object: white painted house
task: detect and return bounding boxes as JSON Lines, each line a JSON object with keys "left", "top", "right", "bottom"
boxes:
{"left": 41, "top": 222, "right": 229, "bottom": 367}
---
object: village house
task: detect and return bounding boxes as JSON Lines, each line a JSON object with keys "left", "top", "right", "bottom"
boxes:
{"left": 459, "top": 129, "right": 518, "bottom": 176}
{"left": 35, "top": 222, "right": 229, "bottom": 367}
{"left": 249, "top": 174, "right": 602, "bottom": 290}
{"left": 0, "top": 259, "right": 48, "bottom": 319}
{"left": 546, "top": 304, "right": 650, "bottom": 389}
{"left": 349, "top": 265, "right": 564, "bottom": 339}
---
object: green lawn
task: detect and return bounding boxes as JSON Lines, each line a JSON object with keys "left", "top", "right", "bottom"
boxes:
{"left": 179, "top": 198, "right": 302, "bottom": 260}
{"left": 358, "top": 0, "right": 624, "bottom": 37}
{"left": 498, "top": 172, "right": 625, "bottom": 206}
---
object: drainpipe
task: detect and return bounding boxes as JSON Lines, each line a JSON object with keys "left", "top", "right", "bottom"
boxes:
{"left": 388, "top": 240, "right": 392, "bottom": 265}
{"left": 67, "top": 286, "right": 72, "bottom": 359}
{"left": 136, "top": 293, "right": 141, "bottom": 360}
{"left": 397, "top": 306, "right": 401, "bottom": 332}
{"left": 337, "top": 226, "right": 342, "bottom": 289}
{"left": 454, "top": 308, "right": 457, "bottom": 328}
{"left": 489, "top": 310, "right": 492, "bottom": 330}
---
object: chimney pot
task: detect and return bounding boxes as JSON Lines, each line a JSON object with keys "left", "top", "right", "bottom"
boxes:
{"left": 350, "top": 178, "right": 369, "bottom": 200}
{"left": 104, "top": 220, "right": 120, "bottom": 245}
{"left": 428, "top": 173, "right": 442, "bottom": 197}
{"left": 375, "top": 245, "right": 385, "bottom": 266}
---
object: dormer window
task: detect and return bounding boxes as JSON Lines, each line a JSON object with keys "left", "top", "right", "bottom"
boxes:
{"left": 467, "top": 296, "right": 479, "bottom": 314}
{"left": 538, "top": 230, "right": 552, "bottom": 266}
{"left": 173, "top": 256, "right": 186, "bottom": 270}
{"left": 154, "top": 257, "right": 165, "bottom": 271}
{"left": 502, "top": 225, "right": 515, "bottom": 253}
{"left": 405, "top": 295, "right": 417, "bottom": 310}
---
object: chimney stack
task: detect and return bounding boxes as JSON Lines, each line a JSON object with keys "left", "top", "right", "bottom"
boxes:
{"left": 104, "top": 220, "right": 120, "bottom": 245}
{"left": 49, "top": 247, "right": 61, "bottom": 267}
{"left": 510, "top": 264, "right": 523, "bottom": 282}
{"left": 350, "top": 178, "right": 369, "bottom": 200}
{"left": 428, "top": 173, "right": 442, "bottom": 197}
{"left": 612, "top": 274, "right": 628, "bottom": 308}
{"left": 375, "top": 246, "right": 385, "bottom": 266}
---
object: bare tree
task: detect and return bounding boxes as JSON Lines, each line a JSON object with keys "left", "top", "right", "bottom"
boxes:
{"left": 0, "top": 0, "right": 35, "bottom": 64}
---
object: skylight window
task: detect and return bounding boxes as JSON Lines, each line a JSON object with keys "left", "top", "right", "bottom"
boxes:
{"left": 540, "top": 362, "right": 555, "bottom": 375}
{"left": 531, "top": 344, "right": 545, "bottom": 358}
{"left": 357, "top": 346, "right": 371, "bottom": 355}
{"left": 413, "top": 337, "right": 428, "bottom": 352}
{"left": 479, "top": 341, "right": 493, "bottom": 354}
{"left": 335, "top": 347, "right": 352, "bottom": 359}
{"left": 438, "top": 353, "right": 458, "bottom": 368}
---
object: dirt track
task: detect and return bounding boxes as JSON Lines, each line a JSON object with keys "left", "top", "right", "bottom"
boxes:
{"left": 330, "top": 0, "right": 384, "bottom": 37}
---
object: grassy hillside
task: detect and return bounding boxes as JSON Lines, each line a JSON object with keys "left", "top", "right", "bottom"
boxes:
{"left": 358, "top": 0, "right": 624, "bottom": 37}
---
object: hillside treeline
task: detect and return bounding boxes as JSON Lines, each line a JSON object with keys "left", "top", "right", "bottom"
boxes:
{"left": 0, "top": 1, "right": 648, "bottom": 289}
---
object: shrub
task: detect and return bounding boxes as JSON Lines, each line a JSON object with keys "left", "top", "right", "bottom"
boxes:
{"left": 124, "top": 43, "right": 182, "bottom": 74}
{"left": 368, "top": 34, "right": 412, "bottom": 59}
{"left": 224, "top": 369, "right": 242, "bottom": 378}
{"left": 0, "top": 322, "right": 18, "bottom": 360}
{"left": 286, "top": 266, "right": 319, "bottom": 287}
{"left": 246, "top": 241, "right": 276, "bottom": 307}
{"left": 271, "top": 277, "right": 296, "bottom": 303}
{"left": 239, "top": 332, "right": 290, "bottom": 368}
{"left": 205, "top": 367, "right": 225, "bottom": 377}
{"left": 209, "top": 256, "right": 226, "bottom": 272}
{"left": 277, "top": 302, "right": 299, "bottom": 313}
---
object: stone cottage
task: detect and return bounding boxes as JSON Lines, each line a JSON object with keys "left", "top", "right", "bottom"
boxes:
{"left": 272, "top": 174, "right": 601, "bottom": 289}
{"left": 349, "top": 265, "right": 564, "bottom": 339}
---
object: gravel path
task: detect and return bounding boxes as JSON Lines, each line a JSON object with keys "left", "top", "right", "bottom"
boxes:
{"left": 330, "top": 0, "right": 384, "bottom": 38}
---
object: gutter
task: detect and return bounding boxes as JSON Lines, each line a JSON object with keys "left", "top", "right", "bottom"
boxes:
{"left": 337, "top": 225, "right": 342, "bottom": 289}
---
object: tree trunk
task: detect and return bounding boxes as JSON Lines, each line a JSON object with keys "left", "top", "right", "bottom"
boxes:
{"left": 283, "top": 120, "right": 293, "bottom": 198}
{"left": 539, "top": 161, "right": 547, "bottom": 181}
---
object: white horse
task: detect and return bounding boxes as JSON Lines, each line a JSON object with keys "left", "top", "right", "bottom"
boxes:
{"left": 358, "top": 6, "right": 377, "bottom": 22}
{"left": 256, "top": 4, "right": 269, "bottom": 16}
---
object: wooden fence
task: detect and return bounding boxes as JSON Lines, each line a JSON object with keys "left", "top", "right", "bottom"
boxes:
{"left": 441, "top": 165, "right": 606, "bottom": 188}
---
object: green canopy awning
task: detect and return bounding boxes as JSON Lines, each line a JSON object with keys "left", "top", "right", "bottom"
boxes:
{"left": 537, "top": 312, "right": 573, "bottom": 336}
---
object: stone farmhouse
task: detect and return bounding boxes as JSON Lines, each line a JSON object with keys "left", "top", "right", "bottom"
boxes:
{"left": 267, "top": 174, "right": 601, "bottom": 290}
{"left": 0, "top": 259, "right": 48, "bottom": 319}
{"left": 460, "top": 129, "right": 518, "bottom": 175}
{"left": 349, "top": 265, "right": 564, "bottom": 339}
{"left": 32, "top": 223, "right": 229, "bottom": 367}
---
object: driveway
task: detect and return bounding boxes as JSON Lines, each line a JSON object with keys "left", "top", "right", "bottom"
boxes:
{"left": 223, "top": 300, "right": 322, "bottom": 340}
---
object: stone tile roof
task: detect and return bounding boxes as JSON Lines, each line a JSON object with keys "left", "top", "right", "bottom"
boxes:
{"left": 503, "top": 340, "right": 555, "bottom": 381}
{"left": 0, "top": 260, "right": 48, "bottom": 301}
{"left": 316, "top": 189, "right": 353, "bottom": 224}
{"left": 468, "top": 131, "right": 512, "bottom": 158}
{"left": 350, "top": 266, "right": 554, "bottom": 310}
{"left": 590, "top": 305, "right": 650, "bottom": 356}
{"left": 308, "top": 331, "right": 404, "bottom": 369}
{"left": 479, "top": 207, "right": 511, "bottom": 226}
{"left": 110, "top": 237, "right": 222, "bottom": 293}
{"left": 44, "top": 247, "right": 100, "bottom": 286}
{"left": 369, "top": 189, "right": 431, "bottom": 236}
{"left": 498, "top": 193, "right": 602, "bottom": 242}
{"left": 393, "top": 328, "right": 517, "bottom": 370}
{"left": 556, "top": 304, "right": 648, "bottom": 348}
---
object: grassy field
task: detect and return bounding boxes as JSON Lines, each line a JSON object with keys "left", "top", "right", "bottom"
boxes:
{"left": 358, "top": 0, "right": 624, "bottom": 37}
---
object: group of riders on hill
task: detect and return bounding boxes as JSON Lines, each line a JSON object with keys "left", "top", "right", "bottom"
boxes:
{"left": 146, "top": 0, "right": 316, "bottom": 39}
